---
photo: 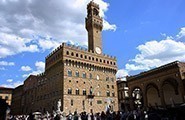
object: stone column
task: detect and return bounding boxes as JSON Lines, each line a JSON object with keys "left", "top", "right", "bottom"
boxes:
{"left": 159, "top": 88, "right": 165, "bottom": 107}
{"left": 142, "top": 90, "right": 147, "bottom": 108}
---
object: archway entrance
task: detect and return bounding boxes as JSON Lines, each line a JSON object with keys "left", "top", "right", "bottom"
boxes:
{"left": 162, "top": 80, "right": 182, "bottom": 106}
{"left": 146, "top": 83, "right": 161, "bottom": 107}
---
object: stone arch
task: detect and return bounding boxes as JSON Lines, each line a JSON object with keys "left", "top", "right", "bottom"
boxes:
{"left": 145, "top": 83, "right": 161, "bottom": 107}
{"left": 162, "top": 77, "right": 182, "bottom": 106}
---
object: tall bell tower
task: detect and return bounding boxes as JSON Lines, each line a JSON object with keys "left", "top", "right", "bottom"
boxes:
{"left": 86, "top": 1, "right": 103, "bottom": 54}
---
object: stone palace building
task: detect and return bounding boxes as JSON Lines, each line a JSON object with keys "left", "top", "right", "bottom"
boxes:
{"left": 11, "top": 1, "right": 118, "bottom": 115}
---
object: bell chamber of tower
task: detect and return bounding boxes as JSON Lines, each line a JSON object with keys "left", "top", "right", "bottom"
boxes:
{"left": 85, "top": 1, "right": 103, "bottom": 55}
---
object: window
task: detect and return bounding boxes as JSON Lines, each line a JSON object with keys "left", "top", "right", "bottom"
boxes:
{"left": 68, "top": 88, "right": 72, "bottom": 94}
{"left": 107, "top": 91, "right": 110, "bottom": 96}
{"left": 71, "top": 52, "right": 74, "bottom": 56}
{"left": 76, "top": 71, "right": 79, "bottom": 77}
{"left": 97, "top": 100, "right": 102, "bottom": 104}
{"left": 96, "top": 58, "right": 98, "bottom": 62}
{"left": 83, "top": 89, "right": 86, "bottom": 95}
{"left": 106, "top": 77, "right": 109, "bottom": 81}
{"left": 66, "top": 51, "right": 69, "bottom": 55}
{"left": 111, "top": 78, "right": 114, "bottom": 82}
{"left": 112, "top": 85, "right": 114, "bottom": 89}
{"left": 85, "top": 55, "right": 87, "bottom": 59}
{"left": 76, "top": 53, "right": 79, "bottom": 57}
{"left": 71, "top": 99, "right": 73, "bottom": 106}
{"left": 89, "top": 56, "right": 91, "bottom": 60}
{"left": 82, "top": 72, "right": 86, "bottom": 78}
{"left": 5, "top": 96, "right": 8, "bottom": 100}
{"left": 68, "top": 70, "right": 72, "bottom": 77}
{"left": 80, "top": 54, "right": 83, "bottom": 58}
{"left": 76, "top": 89, "right": 79, "bottom": 95}
{"left": 107, "top": 85, "right": 109, "bottom": 88}
{"left": 89, "top": 73, "right": 92, "bottom": 79}
{"left": 112, "top": 92, "right": 115, "bottom": 97}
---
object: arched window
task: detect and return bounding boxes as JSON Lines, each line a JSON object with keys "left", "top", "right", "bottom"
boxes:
{"left": 111, "top": 78, "right": 114, "bottom": 82}
{"left": 80, "top": 54, "right": 83, "bottom": 58}
{"left": 71, "top": 52, "right": 74, "bottom": 56}
{"left": 76, "top": 71, "right": 79, "bottom": 77}
{"left": 83, "top": 89, "right": 86, "bottom": 95}
{"left": 112, "top": 92, "right": 115, "bottom": 97}
{"left": 68, "top": 88, "right": 72, "bottom": 94}
{"left": 107, "top": 85, "right": 109, "bottom": 88}
{"left": 66, "top": 51, "right": 69, "bottom": 55}
{"left": 106, "top": 91, "right": 110, "bottom": 97}
{"left": 96, "top": 58, "right": 98, "bottom": 62}
{"left": 106, "top": 77, "right": 109, "bottom": 81}
{"left": 76, "top": 53, "right": 78, "bottom": 57}
{"left": 76, "top": 89, "right": 79, "bottom": 95}
{"left": 68, "top": 70, "right": 72, "bottom": 77}
{"left": 82, "top": 72, "right": 86, "bottom": 78}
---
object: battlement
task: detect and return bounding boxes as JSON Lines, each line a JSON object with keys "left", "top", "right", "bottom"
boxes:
{"left": 87, "top": 1, "right": 99, "bottom": 9}
{"left": 46, "top": 42, "right": 116, "bottom": 60}
{"left": 37, "top": 72, "right": 45, "bottom": 77}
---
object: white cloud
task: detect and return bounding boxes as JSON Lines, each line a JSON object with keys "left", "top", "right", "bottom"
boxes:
{"left": 0, "top": 0, "right": 116, "bottom": 58}
{"left": 0, "top": 32, "right": 39, "bottom": 58}
{"left": 0, "top": 61, "right": 15, "bottom": 66}
{"left": 0, "top": 80, "right": 23, "bottom": 88}
{"left": 6, "top": 79, "right": 13, "bottom": 82}
{"left": 0, "top": 67, "right": 5, "bottom": 70}
{"left": 21, "top": 66, "right": 32, "bottom": 71}
{"left": 116, "top": 27, "right": 185, "bottom": 77}
{"left": 22, "top": 61, "right": 45, "bottom": 78}
{"left": 103, "top": 21, "right": 117, "bottom": 31}
{"left": 35, "top": 61, "right": 45, "bottom": 72}
{"left": 116, "top": 69, "right": 128, "bottom": 78}
{"left": 37, "top": 38, "right": 61, "bottom": 51}
{"left": 176, "top": 27, "right": 185, "bottom": 40}
{"left": 126, "top": 39, "right": 185, "bottom": 72}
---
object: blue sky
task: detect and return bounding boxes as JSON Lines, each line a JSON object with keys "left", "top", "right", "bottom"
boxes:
{"left": 0, "top": 0, "right": 185, "bottom": 88}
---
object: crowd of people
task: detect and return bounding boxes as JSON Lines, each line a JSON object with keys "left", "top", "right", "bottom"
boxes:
{"left": 6, "top": 106, "right": 185, "bottom": 120}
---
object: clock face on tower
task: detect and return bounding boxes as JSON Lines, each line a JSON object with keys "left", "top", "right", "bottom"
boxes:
{"left": 95, "top": 47, "right": 101, "bottom": 54}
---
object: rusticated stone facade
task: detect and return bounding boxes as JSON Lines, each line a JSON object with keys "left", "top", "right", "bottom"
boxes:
{"left": 12, "top": 1, "right": 118, "bottom": 114}
{"left": 126, "top": 61, "right": 185, "bottom": 110}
